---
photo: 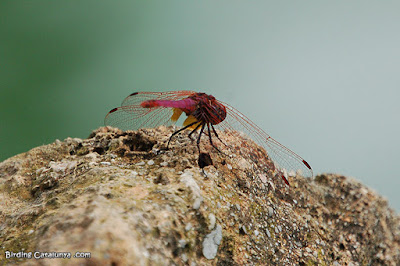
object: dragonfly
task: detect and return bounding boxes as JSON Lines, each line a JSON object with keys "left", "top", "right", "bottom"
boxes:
{"left": 104, "top": 91, "right": 313, "bottom": 185}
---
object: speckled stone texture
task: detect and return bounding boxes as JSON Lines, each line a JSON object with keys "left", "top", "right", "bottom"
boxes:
{"left": 1, "top": 126, "right": 399, "bottom": 265}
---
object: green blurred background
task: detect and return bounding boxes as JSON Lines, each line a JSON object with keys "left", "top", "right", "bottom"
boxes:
{"left": 1, "top": 1, "right": 399, "bottom": 210}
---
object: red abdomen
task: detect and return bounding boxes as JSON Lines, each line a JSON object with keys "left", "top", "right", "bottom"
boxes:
{"left": 140, "top": 100, "right": 158, "bottom": 108}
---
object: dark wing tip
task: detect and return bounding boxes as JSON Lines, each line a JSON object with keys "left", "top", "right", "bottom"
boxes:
{"left": 302, "top": 160, "right": 312, "bottom": 170}
{"left": 108, "top": 107, "right": 119, "bottom": 114}
{"left": 129, "top": 92, "right": 139, "bottom": 96}
{"left": 281, "top": 175, "right": 290, "bottom": 186}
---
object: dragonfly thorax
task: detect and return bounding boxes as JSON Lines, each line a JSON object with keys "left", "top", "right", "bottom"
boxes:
{"left": 189, "top": 93, "right": 227, "bottom": 125}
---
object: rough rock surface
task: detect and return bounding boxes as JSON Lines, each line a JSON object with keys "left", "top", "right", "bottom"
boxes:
{"left": 1, "top": 126, "right": 399, "bottom": 265}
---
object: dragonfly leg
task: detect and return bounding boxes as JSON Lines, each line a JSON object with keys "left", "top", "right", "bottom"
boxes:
{"left": 188, "top": 122, "right": 202, "bottom": 141}
{"left": 196, "top": 123, "right": 206, "bottom": 153}
{"left": 207, "top": 124, "right": 224, "bottom": 154}
{"left": 211, "top": 124, "right": 230, "bottom": 148}
{"left": 167, "top": 121, "right": 199, "bottom": 149}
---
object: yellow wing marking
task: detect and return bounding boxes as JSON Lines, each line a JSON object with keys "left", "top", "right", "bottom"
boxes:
{"left": 170, "top": 109, "right": 201, "bottom": 130}
{"left": 171, "top": 108, "right": 183, "bottom": 121}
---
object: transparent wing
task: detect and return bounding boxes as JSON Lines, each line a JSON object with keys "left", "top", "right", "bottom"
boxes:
{"left": 214, "top": 100, "right": 313, "bottom": 179}
{"left": 104, "top": 91, "right": 196, "bottom": 131}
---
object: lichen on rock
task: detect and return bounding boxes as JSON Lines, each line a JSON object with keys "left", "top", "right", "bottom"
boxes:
{"left": 0, "top": 126, "right": 399, "bottom": 265}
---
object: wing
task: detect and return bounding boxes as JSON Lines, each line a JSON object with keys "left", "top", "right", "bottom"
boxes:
{"left": 104, "top": 91, "right": 196, "bottom": 131}
{"left": 213, "top": 100, "right": 313, "bottom": 179}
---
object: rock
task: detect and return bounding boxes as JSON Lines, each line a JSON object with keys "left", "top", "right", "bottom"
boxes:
{"left": 208, "top": 213, "right": 216, "bottom": 230}
{"left": 202, "top": 224, "right": 223, "bottom": 259}
{"left": 179, "top": 170, "right": 203, "bottom": 210}
{"left": 0, "top": 126, "right": 399, "bottom": 265}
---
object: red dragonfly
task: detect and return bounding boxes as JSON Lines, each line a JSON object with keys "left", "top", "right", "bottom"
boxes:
{"left": 105, "top": 91, "right": 313, "bottom": 185}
